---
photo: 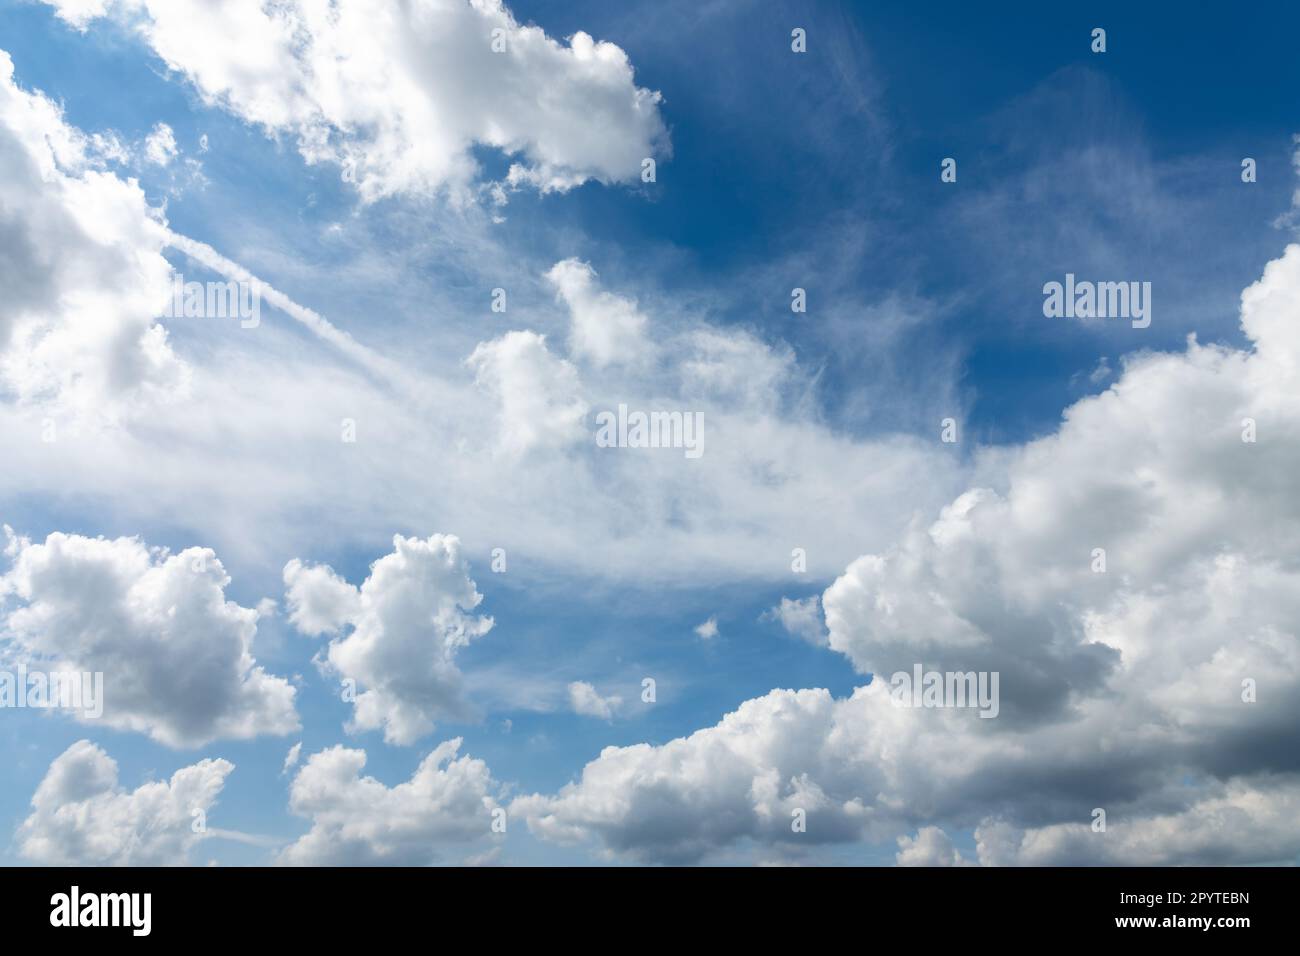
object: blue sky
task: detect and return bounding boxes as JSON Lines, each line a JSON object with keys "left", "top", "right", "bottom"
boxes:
{"left": 1, "top": 0, "right": 1299, "bottom": 866}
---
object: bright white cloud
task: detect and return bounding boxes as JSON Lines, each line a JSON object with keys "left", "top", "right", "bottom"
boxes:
{"left": 46, "top": 0, "right": 668, "bottom": 202}
{"left": 18, "top": 739, "right": 232, "bottom": 865}
{"left": 515, "top": 246, "right": 1300, "bottom": 864}
{"left": 279, "top": 738, "right": 500, "bottom": 865}
{"left": 280, "top": 560, "right": 360, "bottom": 637}
{"left": 821, "top": 248, "right": 1300, "bottom": 728}
{"left": 567, "top": 680, "right": 620, "bottom": 720}
{"left": 283, "top": 534, "right": 493, "bottom": 745}
{"left": 1, "top": 528, "right": 299, "bottom": 747}
{"left": 466, "top": 330, "right": 589, "bottom": 456}
{"left": 546, "top": 258, "right": 651, "bottom": 367}
{"left": 0, "top": 168, "right": 956, "bottom": 589}
{"left": 763, "top": 596, "right": 827, "bottom": 646}
{"left": 143, "top": 120, "right": 177, "bottom": 166}
{"left": 0, "top": 50, "right": 185, "bottom": 417}
{"left": 513, "top": 687, "right": 876, "bottom": 863}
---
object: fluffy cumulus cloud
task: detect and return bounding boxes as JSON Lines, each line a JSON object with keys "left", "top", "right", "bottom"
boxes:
{"left": 515, "top": 246, "right": 1300, "bottom": 864}
{"left": 466, "top": 330, "right": 589, "bottom": 456}
{"left": 280, "top": 560, "right": 360, "bottom": 637}
{"left": 0, "top": 529, "right": 299, "bottom": 747}
{"left": 18, "top": 739, "right": 232, "bottom": 865}
{"left": 283, "top": 534, "right": 493, "bottom": 745}
{"left": 896, "top": 826, "right": 969, "bottom": 867}
{"left": 279, "top": 738, "right": 500, "bottom": 865}
{"left": 0, "top": 50, "right": 185, "bottom": 417}
{"left": 975, "top": 779, "right": 1300, "bottom": 866}
{"left": 45, "top": 0, "right": 668, "bottom": 202}
{"left": 546, "top": 258, "right": 651, "bottom": 367}
{"left": 513, "top": 688, "right": 877, "bottom": 863}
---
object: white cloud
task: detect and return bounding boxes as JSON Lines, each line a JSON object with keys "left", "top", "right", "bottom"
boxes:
{"left": 896, "top": 826, "right": 969, "bottom": 867}
{"left": 282, "top": 741, "right": 303, "bottom": 774}
{"left": 515, "top": 245, "right": 1300, "bottom": 864}
{"left": 976, "top": 779, "right": 1300, "bottom": 866}
{"left": 281, "top": 559, "right": 360, "bottom": 636}
{"left": 546, "top": 258, "right": 651, "bottom": 367}
{"left": 0, "top": 50, "right": 186, "bottom": 417}
{"left": 513, "top": 687, "right": 875, "bottom": 863}
{"left": 677, "top": 327, "right": 798, "bottom": 415}
{"left": 279, "top": 738, "right": 500, "bottom": 865}
{"left": 18, "top": 739, "right": 232, "bottom": 865}
{"left": 143, "top": 121, "right": 177, "bottom": 165}
{"left": 42, "top": 0, "right": 107, "bottom": 30}
{"left": 762, "top": 596, "right": 827, "bottom": 646}
{"left": 567, "top": 680, "right": 620, "bottom": 720}
{"left": 87, "top": 129, "right": 129, "bottom": 164}
{"left": 466, "top": 330, "right": 589, "bottom": 456}
{"left": 0, "top": 177, "right": 956, "bottom": 589}
{"left": 283, "top": 534, "right": 493, "bottom": 745}
{"left": 821, "top": 249, "right": 1300, "bottom": 727}
{"left": 693, "top": 616, "right": 718, "bottom": 640}
{"left": 1, "top": 528, "right": 299, "bottom": 748}
{"left": 46, "top": 0, "right": 668, "bottom": 202}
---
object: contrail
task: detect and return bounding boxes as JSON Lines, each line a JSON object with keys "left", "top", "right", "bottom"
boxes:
{"left": 163, "top": 229, "right": 434, "bottom": 398}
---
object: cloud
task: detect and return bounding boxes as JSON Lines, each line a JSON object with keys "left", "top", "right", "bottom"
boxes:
{"left": 466, "top": 330, "right": 589, "bottom": 456}
{"left": 512, "top": 688, "right": 875, "bottom": 863}
{"left": 762, "top": 596, "right": 828, "bottom": 647}
{"left": 279, "top": 738, "right": 500, "bottom": 865}
{"left": 546, "top": 258, "right": 651, "bottom": 368}
{"left": 677, "top": 328, "right": 799, "bottom": 416}
{"left": 0, "top": 182, "right": 956, "bottom": 588}
{"left": 0, "top": 50, "right": 186, "bottom": 417}
{"left": 283, "top": 534, "right": 493, "bottom": 745}
{"left": 693, "top": 616, "right": 718, "bottom": 640}
{"left": 1, "top": 528, "right": 299, "bottom": 748}
{"left": 896, "top": 826, "right": 969, "bottom": 867}
{"left": 282, "top": 742, "right": 302, "bottom": 775}
{"left": 280, "top": 560, "right": 360, "bottom": 637}
{"left": 567, "top": 680, "right": 620, "bottom": 720}
{"left": 515, "top": 245, "right": 1300, "bottom": 864}
{"left": 143, "top": 121, "right": 177, "bottom": 166}
{"left": 821, "top": 246, "right": 1300, "bottom": 726}
{"left": 975, "top": 779, "right": 1300, "bottom": 866}
{"left": 45, "top": 0, "right": 668, "bottom": 203}
{"left": 18, "top": 739, "right": 232, "bottom": 865}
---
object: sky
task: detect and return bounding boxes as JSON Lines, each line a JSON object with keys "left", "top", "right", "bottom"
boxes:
{"left": 0, "top": 0, "right": 1298, "bottom": 866}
